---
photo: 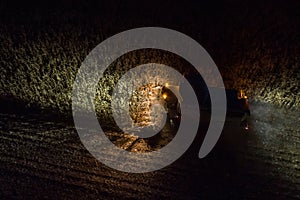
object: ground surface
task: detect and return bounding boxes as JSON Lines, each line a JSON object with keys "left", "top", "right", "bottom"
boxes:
{"left": 0, "top": 102, "right": 299, "bottom": 199}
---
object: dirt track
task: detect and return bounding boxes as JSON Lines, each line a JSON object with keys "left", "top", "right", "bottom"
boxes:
{"left": 0, "top": 102, "right": 299, "bottom": 199}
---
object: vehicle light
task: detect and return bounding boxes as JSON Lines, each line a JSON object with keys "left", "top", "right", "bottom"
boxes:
{"left": 163, "top": 93, "right": 167, "bottom": 99}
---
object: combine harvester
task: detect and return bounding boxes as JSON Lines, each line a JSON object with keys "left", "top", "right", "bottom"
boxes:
{"left": 160, "top": 75, "right": 250, "bottom": 130}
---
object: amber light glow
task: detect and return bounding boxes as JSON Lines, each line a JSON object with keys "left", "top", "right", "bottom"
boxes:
{"left": 163, "top": 93, "right": 167, "bottom": 99}
{"left": 238, "top": 90, "right": 248, "bottom": 99}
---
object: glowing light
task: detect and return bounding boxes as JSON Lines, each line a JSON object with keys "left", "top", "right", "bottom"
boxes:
{"left": 165, "top": 83, "right": 169, "bottom": 87}
{"left": 163, "top": 93, "right": 167, "bottom": 99}
{"left": 238, "top": 89, "right": 248, "bottom": 99}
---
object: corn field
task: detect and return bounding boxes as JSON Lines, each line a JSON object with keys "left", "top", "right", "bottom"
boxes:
{"left": 0, "top": 7, "right": 299, "bottom": 127}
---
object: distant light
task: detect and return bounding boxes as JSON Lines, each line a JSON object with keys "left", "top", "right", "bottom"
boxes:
{"left": 163, "top": 93, "right": 167, "bottom": 99}
{"left": 238, "top": 89, "right": 248, "bottom": 99}
{"left": 165, "top": 83, "right": 169, "bottom": 87}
